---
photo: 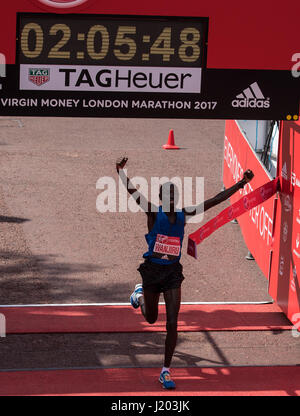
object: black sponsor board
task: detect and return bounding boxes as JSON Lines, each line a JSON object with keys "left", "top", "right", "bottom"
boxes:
{"left": 0, "top": 65, "right": 299, "bottom": 119}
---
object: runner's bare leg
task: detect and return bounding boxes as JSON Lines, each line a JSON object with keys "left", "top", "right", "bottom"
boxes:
{"left": 139, "top": 290, "right": 160, "bottom": 324}
{"left": 163, "top": 287, "right": 181, "bottom": 367}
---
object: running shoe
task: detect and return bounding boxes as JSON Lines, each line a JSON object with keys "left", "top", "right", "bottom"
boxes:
{"left": 130, "top": 283, "right": 143, "bottom": 309}
{"left": 159, "top": 371, "right": 176, "bottom": 389}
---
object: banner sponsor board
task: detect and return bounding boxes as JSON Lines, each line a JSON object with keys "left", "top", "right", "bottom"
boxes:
{"left": 269, "top": 120, "right": 300, "bottom": 321}
{"left": 222, "top": 120, "right": 277, "bottom": 278}
{"left": 0, "top": 65, "right": 298, "bottom": 119}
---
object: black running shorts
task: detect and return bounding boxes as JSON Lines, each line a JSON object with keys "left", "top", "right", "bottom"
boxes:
{"left": 137, "top": 260, "right": 184, "bottom": 293}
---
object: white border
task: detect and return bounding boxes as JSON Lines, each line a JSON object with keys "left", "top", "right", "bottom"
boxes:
{"left": 0, "top": 301, "right": 273, "bottom": 308}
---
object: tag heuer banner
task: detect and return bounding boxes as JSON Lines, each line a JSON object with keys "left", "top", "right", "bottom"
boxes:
{"left": 0, "top": 13, "right": 299, "bottom": 120}
{"left": 0, "top": 65, "right": 298, "bottom": 119}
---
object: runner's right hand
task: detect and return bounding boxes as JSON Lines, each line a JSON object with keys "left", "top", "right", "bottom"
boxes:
{"left": 243, "top": 169, "right": 254, "bottom": 183}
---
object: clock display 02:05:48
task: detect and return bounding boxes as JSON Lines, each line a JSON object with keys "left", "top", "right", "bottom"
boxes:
{"left": 18, "top": 15, "right": 208, "bottom": 67}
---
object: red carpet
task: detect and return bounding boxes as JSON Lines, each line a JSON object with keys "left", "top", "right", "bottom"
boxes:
{"left": 1, "top": 303, "right": 292, "bottom": 334}
{"left": 0, "top": 366, "right": 299, "bottom": 396}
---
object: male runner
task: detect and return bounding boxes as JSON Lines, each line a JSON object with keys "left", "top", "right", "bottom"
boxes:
{"left": 116, "top": 156, "right": 254, "bottom": 389}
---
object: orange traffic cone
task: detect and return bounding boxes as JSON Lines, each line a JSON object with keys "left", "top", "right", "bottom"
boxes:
{"left": 162, "top": 129, "right": 180, "bottom": 150}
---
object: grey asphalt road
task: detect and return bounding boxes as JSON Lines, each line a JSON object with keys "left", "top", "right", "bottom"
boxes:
{"left": 0, "top": 116, "right": 271, "bottom": 305}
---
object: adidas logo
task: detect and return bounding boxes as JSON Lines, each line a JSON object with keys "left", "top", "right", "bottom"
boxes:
{"left": 232, "top": 82, "right": 270, "bottom": 108}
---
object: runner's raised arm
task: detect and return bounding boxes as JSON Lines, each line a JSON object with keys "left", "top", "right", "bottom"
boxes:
{"left": 116, "top": 156, "right": 156, "bottom": 215}
{"left": 183, "top": 169, "right": 254, "bottom": 217}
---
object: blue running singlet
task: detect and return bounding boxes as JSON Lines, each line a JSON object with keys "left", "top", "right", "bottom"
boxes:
{"left": 143, "top": 206, "right": 185, "bottom": 265}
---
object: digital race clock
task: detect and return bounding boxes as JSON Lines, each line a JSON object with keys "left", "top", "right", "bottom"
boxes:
{"left": 18, "top": 14, "right": 208, "bottom": 67}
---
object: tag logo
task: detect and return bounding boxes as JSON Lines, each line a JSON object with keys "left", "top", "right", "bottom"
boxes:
{"left": 29, "top": 68, "right": 50, "bottom": 86}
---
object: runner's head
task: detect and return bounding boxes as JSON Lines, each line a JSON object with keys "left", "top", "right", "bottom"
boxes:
{"left": 159, "top": 182, "right": 179, "bottom": 212}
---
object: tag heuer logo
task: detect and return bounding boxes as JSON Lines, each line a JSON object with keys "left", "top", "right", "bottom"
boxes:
{"left": 29, "top": 68, "right": 50, "bottom": 86}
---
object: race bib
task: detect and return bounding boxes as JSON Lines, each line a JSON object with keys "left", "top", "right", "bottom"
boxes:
{"left": 153, "top": 234, "right": 181, "bottom": 257}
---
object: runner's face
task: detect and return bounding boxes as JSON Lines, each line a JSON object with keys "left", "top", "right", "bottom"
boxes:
{"left": 160, "top": 184, "right": 178, "bottom": 212}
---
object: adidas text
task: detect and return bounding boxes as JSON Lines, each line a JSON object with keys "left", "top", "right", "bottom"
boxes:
{"left": 232, "top": 98, "right": 270, "bottom": 108}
